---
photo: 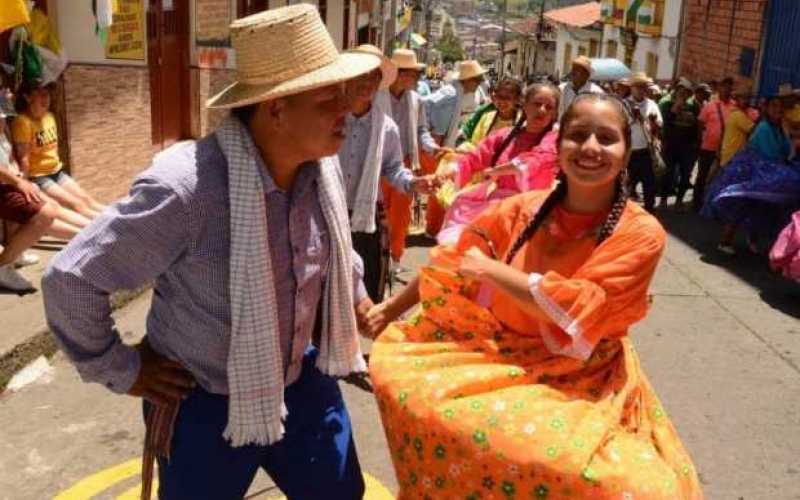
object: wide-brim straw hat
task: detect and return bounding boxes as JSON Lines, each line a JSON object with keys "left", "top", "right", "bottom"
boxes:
{"left": 630, "top": 72, "right": 653, "bottom": 86}
{"left": 571, "top": 55, "right": 593, "bottom": 75}
{"left": 207, "top": 5, "right": 380, "bottom": 109}
{"left": 391, "top": 49, "right": 426, "bottom": 70}
{"left": 455, "top": 60, "right": 487, "bottom": 81}
{"left": 350, "top": 44, "right": 397, "bottom": 90}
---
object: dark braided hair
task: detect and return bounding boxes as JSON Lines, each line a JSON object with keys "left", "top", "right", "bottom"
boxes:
{"left": 504, "top": 93, "right": 632, "bottom": 264}
{"left": 488, "top": 82, "right": 560, "bottom": 167}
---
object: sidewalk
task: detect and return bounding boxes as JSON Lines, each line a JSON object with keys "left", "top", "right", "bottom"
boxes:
{"left": 0, "top": 239, "right": 148, "bottom": 390}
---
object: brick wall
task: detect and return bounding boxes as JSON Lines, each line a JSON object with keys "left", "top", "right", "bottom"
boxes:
{"left": 678, "top": 0, "right": 768, "bottom": 88}
{"left": 196, "top": 68, "right": 237, "bottom": 137}
{"left": 63, "top": 65, "right": 156, "bottom": 204}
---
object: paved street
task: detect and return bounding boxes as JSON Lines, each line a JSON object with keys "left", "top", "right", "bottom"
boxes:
{"left": 0, "top": 211, "right": 798, "bottom": 500}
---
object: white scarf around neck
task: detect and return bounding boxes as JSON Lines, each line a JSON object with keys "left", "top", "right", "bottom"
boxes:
{"left": 216, "top": 117, "right": 366, "bottom": 447}
{"left": 350, "top": 99, "right": 387, "bottom": 233}
{"left": 444, "top": 82, "right": 466, "bottom": 148}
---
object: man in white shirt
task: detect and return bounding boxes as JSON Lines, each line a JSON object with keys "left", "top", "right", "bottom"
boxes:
{"left": 558, "top": 56, "right": 604, "bottom": 118}
{"left": 425, "top": 60, "right": 490, "bottom": 148}
{"left": 625, "top": 72, "right": 663, "bottom": 212}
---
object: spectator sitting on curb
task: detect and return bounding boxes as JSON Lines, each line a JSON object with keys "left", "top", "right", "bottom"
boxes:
{"left": 1, "top": 90, "right": 85, "bottom": 293}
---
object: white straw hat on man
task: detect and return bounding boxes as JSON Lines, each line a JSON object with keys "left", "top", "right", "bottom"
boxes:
{"left": 390, "top": 48, "right": 426, "bottom": 70}
{"left": 207, "top": 4, "right": 380, "bottom": 109}
{"left": 455, "top": 60, "right": 487, "bottom": 81}
{"left": 350, "top": 44, "right": 397, "bottom": 90}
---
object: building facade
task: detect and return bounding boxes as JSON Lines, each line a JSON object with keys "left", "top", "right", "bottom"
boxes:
{"left": 600, "top": 0, "right": 682, "bottom": 82}
{"left": 4, "top": 0, "right": 363, "bottom": 203}
{"left": 678, "top": 0, "right": 799, "bottom": 96}
{"left": 545, "top": 2, "right": 603, "bottom": 79}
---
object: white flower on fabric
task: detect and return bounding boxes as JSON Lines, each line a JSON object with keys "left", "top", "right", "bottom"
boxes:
{"left": 508, "top": 464, "right": 519, "bottom": 474}
{"left": 622, "top": 492, "right": 635, "bottom": 500}
{"left": 493, "top": 401, "right": 507, "bottom": 412}
{"left": 422, "top": 477, "right": 433, "bottom": 489}
{"left": 449, "top": 463, "right": 462, "bottom": 477}
{"left": 523, "top": 423, "right": 537, "bottom": 435}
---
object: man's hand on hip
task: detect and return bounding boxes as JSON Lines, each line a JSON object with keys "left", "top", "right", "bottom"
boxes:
{"left": 128, "top": 340, "right": 196, "bottom": 405}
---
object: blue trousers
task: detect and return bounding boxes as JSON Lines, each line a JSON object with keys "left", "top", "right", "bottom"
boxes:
{"left": 145, "top": 349, "right": 365, "bottom": 500}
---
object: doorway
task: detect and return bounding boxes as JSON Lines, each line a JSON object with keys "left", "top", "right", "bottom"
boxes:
{"left": 147, "top": 0, "right": 191, "bottom": 149}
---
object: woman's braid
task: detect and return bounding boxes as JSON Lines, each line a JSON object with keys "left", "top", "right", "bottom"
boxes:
{"left": 505, "top": 173, "right": 568, "bottom": 264}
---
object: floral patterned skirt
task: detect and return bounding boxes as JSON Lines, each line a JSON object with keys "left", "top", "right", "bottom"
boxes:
{"left": 369, "top": 266, "right": 703, "bottom": 499}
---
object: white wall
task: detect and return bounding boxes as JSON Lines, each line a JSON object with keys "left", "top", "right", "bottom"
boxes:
{"left": 554, "top": 27, "right": 603, "bottom": 78}
{"left": 54, "top": 0, "right": 147, "bottom": 66}
{"left": 600, "top": 2, "right": 680, "bottom": 82}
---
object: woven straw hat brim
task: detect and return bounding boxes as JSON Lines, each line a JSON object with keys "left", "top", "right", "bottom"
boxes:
{"left": 458, "top": 67, "right": 487, "bottom": 80}
{"left": 207, "top": 52, "right": 380, "bottom": 109}
{"left": 394, "top": 61, "right": 426, "bottom": 70}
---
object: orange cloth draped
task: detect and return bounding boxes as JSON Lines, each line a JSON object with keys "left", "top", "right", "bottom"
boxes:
{"left": 369, "top": 191, "right": 703, "bottom": 499}
{"left": 420, "top": 149, "right": 445, "bottom": 236}
{"left": 382, "top": 178, "right": 413, "bottom": 262}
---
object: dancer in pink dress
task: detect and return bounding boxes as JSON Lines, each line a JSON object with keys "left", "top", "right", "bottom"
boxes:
{"left": 437, "top": 83, "right": 560, "bottom": 245}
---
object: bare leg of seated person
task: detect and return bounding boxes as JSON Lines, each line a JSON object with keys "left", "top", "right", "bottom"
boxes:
{"left": 59, "top": 177, "right": 107, "bottom": 214}
{"left": 0, "top": 209, "right": 53, "bottom": 267}
{"left": 41, "top": 182, "right": 99, "bottom": 220}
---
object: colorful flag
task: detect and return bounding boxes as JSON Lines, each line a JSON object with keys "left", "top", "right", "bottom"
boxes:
{"left": 0, "top": 0, "right": 31, "bottom": 33}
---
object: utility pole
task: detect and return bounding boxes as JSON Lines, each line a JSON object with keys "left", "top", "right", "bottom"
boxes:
{"left": 499, "top": 0, "right": 508, "bottom": 76}
{"left": 530, "top": 0, "right": 546, "bottom": 79}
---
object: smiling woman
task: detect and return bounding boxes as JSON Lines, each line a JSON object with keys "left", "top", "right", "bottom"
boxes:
{"left": 367, "top": 93, "right": 704, "bottom": 499}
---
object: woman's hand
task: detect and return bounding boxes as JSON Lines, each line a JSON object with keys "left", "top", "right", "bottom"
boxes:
{"left": 409, "top": 174, "right": 440, "bottom": 195}
{"left": 483, "top": 162, "right": 519, "bottom": 180}
{"left": 364, "top": 300, "right": 400, "bottom": 339}
{"left": 458, "top": 247, "right": 499, "bottom": 282}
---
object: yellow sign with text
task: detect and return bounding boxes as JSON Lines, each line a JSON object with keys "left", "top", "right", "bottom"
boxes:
{"left": 106, "top": 0, "right": 145, "bottom": 61}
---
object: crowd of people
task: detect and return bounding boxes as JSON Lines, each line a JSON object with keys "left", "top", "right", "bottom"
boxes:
{"left": 0, "top": 74, "right": 103, "bottom": 293}
{"left": 0, "top": 3, "right": 796, "bottom": 499}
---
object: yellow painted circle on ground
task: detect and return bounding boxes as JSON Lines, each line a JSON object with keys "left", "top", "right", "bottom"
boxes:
{"left": 54, "top": 458, "right": 393, "bottom": 499}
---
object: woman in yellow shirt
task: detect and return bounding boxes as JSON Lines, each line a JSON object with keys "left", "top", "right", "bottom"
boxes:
{"left": 12, "top": 80, "right": 105, "bottom": 219}
{"left": 719, "top": 91, "right": 757, "bottom": 166}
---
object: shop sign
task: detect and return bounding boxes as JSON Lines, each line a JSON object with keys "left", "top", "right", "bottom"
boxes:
{"left": 105, "top": 0, "right": 146, "bottom": 60}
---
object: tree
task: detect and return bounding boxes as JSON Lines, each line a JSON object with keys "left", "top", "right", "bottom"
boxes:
{"left": 435, "top": 20, "right": 465, "bottom": 63}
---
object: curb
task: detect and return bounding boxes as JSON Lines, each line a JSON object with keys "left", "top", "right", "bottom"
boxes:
{"left": 0, "top": 283, "right": 152, "bottom": 393}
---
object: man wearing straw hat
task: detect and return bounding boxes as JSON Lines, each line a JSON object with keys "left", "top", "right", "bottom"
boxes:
{"left": 558, "top": 55, "right": 604, "bottom": 119}
{"left": 43, "top": 5, "right": 380, "bottom": 499}
{"left": 339, "top": 44, "right": 438, "bottom": 302}
{"left": 380, "top": 48, "right": 442, "bottom": 263}
{"left": 426, "top": 60, "right": 490, "bottom": 149}
{"left": 625, "top": 71, "right": 663, "bottom": 212}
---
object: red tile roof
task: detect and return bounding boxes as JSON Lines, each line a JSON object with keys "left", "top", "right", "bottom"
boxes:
{"left": 544, "top": 1, "right": 601, "bottom": 28}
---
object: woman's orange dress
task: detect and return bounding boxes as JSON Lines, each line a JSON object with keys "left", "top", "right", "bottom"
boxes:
{"left": 369, "top": 190, "right": 703, "bottom": 499}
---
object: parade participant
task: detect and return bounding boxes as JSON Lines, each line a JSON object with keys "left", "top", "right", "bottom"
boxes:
{"left": 381, "top": 48, "right": 443, "bottom": 261}
{"left": 435, "top": 83, "right": 560, "bottom": 245}
{"left": 339, "top": 44, "right": 437, "bottom": 302}
{"left": 366, "top": 93, "right": 703, "bottom": 499}
{"left": 423, "top": 60, "right": 490, "bottom": 235}
{"left": 557, "top": 55, "right": 603, "bottom": 118}
{"left": 426, "top": 60, "right": 490, "bottom": 148}
{"left": 659, "top": 77, "right": 701, "bottom": 210}
{"left": 704, "top": 96, "right": 798, "bottom": 256}
{"left": 625, "top": 72, "right": 662, "bottom": 212}
{"left": 43, "top": 6, "right": 380, "bottom": 499}
{"left": 614, "top": 77, "right": 631, "bottom": 99}
{"left": 459, "top": 77, "right": 523, "bottom": 149}
{"left": 12, "top": 79, "right": 106, "bottom": 219}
